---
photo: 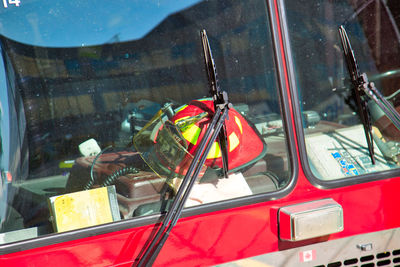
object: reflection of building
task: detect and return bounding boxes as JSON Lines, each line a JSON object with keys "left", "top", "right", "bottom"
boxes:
{"left": 1, "top": 0, "right": 277, "bottom": 174}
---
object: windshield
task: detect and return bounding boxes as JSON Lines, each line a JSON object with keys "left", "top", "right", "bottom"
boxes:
{"left": 0, "top": 0, "right": 291, "bottom": 245}
{"left": 285, "top": 0, "right": 400, "bottom": 180}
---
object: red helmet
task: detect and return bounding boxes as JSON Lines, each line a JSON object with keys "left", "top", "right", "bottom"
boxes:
{"left": 172, "top": 99, "right": 266, "bottom": 172}
{"left": 133, "top": 99, "right": 266, "bottom": 178}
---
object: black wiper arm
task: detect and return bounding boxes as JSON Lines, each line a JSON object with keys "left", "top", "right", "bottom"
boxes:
{"left": 339, "top": 25, "right": 400, "bottom": 164}
{"left": 135, "top": 29, "right": 231, "bottom": 267}
{"left": 339, "top": 25, "right": 375, "bottom": 164}
{"left": 201, "top": 29, "right": 229, "bottom": 178}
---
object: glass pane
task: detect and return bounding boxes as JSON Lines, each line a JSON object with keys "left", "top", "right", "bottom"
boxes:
{"left": 0, "top": 0, "right": 291, "bottom": 243}
{"left": 285, "top": 0, "right": 400, "bottom": 180}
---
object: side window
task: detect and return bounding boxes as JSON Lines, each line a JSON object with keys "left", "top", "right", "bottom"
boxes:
{"left": 285, "top": 0, "right": 400, "bottom": 180}
{"left": 0, "top": 0, "right": 291, "bottom": 243}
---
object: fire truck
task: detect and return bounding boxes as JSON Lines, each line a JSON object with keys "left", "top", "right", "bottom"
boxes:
{"left": 0, "top": 0, "right": 400, "bottom": 266}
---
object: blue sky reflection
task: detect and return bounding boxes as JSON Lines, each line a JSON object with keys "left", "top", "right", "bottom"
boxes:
{"left": 0, "top": 0, "right": 200, "bottom": 47}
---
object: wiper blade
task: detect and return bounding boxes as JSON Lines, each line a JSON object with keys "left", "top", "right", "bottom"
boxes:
{"left": 135, "top": 29, "right": 231, "bottom": 267}
{"left": 339, "top": 25, "right": 400, "bottom": 164}
{"left": 201, "top": 29, "right": 229, "bottom": 178}
{"left": 339, "top": 25, "right": 375, "bottom": 164}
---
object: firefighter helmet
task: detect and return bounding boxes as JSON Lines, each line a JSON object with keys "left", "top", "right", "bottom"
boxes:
{"left": 133, "top": 99, "right": 266, "bottom": 178}
{"left": 171, "top": 99, "right": 266, "bottom": 172}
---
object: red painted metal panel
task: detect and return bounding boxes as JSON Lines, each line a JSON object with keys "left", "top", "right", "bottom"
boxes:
{"left": 1, "top": 174, "right": 400, "bottom": 266}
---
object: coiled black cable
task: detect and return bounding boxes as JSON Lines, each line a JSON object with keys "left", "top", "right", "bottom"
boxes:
{"left": 101, "top": 166, "right": 139, "bottom": 187}
{"left": 84, "top": 145, "right": 140, "bottom": 190}
{"left": 84, "top": 145, "right": 112, "bottom": 190}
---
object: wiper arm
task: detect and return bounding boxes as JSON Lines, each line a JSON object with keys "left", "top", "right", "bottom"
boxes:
{"left": 201, "top": 29, "right": 229, "bottom": 178}
{"left": 339, "top": 25, "right": 375, "bottom": 164}
{"left": 339, "top": 25, "right": 400, "bottom": 165}
{"left": 135, "top": 29, "right": 231, "bottom": 267}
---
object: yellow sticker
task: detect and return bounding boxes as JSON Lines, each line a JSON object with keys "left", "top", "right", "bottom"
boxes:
{"left": 235, "top": 116, "right": 243, "bottom": 134}
{"left": 182, "top": 125, "right": 201, "bottom": 145}
{"left": 229, "top": 132, "right": 239, "bottom": 152}
{"left": 207, "top": 142, "right": 221, "bottom": 159}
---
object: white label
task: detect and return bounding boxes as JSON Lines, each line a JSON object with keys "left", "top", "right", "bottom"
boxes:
{"left": 3, "top": 0, "right": 20, "bottom": 8}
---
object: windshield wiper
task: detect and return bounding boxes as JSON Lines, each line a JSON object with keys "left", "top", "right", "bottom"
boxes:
{"left": 201, "top": 29, "right": 230, "bottom": 178}
{"left": 135, "top": 29, "right": 231, "bottom": 267}
{"left": 338, "top": 25, "right": 375, "bottom": 164}
{"left": 338, "top": 25, "right": 400, "bottom": 164}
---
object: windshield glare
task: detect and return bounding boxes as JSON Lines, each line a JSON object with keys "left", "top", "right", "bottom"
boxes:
{"left": 0, "top": 0, "right": 201, "bottom": 47}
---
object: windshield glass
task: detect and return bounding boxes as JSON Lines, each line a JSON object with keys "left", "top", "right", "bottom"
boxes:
{"left": 285, "top": 0, "right": 400, "bottom": 180}
{"left": 0, "top": 0, "right": 291, "bottom": 244}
